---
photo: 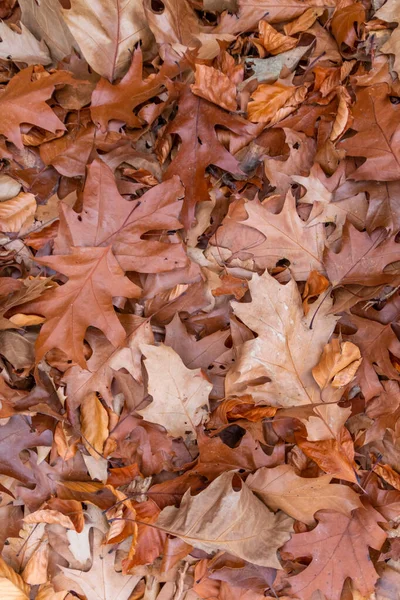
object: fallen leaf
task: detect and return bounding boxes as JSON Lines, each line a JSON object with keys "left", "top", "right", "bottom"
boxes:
{"left": 0, "top": 21, "right": 51, "bottom": 65}
{"left": 138, "top": 344, "right": 212, "bottom": 441}
{"left": 157, "top": 471, "right": 293, "bottom": 568}
{"left": 80, "top": 392, "right": 109, "bottom": 458}
{"left": 0, "top": 192, "right": 36, "bottom": 233}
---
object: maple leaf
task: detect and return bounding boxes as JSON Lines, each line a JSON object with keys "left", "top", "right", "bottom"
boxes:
{"left": 0, "top": 67, "right": 75, "bottom": 149}
{"left": 55, "top": 159, "right": 187, "bottom": 273}
{"left": 226, "top": 269, "right": 338, "bottom": 406}
{"left": 61, "top": 0, "right": 152, "bottom": 81}
{"left": 163, "top": 85, "right": 255, "bottom": 228}
{"left": 138, "top": 343, "right": 212, "bottom": 441}
{"left": 157, "top": 471, "right": 293, "bottom": 568}
{"left": 23, "top": 246, "right": 141, "bottom": 367}
{"left": 282, "top": 504, "right": 387, "bottom": 600}
{"left": 247, "top": 464, "right": 361, "bottom": 525}
{"left": 339, "top": 84, "right": 400, "bottom": 180}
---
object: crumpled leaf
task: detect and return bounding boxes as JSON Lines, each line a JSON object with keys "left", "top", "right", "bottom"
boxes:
{"left": 191, "top": 64, "right": 237, "bottom": 112}
{"left": 157, "top": 471, "right": 293, "bottom": 568}
{"left": 0, "top": 192, "right": 36, "bottom": 233}
{"left": 80, "top": 392, "right": 109, "bottom": 458}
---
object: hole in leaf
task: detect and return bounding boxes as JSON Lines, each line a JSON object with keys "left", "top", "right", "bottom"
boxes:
{"left": 151, "top": 0, "right": 165, "bottom": 13}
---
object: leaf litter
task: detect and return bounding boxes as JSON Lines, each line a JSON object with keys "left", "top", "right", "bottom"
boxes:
{"left": 0, "top": 0, "right": 399, "bottom": 599}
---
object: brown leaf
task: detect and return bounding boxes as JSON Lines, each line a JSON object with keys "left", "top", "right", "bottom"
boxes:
{"left": 80, "top": 392, "right": 109, "bottom": 458}
{"left": 157, "top": 471, "right": 293, "bottom": 568}
{"left": 312, "top": 338, "right": 362, "bottom": 390}
{"left": 282, "top": 504, "right": 386, "bottom": 600}
{"left": 0, "top": 555, "right": 30, "bottom": 599}
{"left": 0, "top": 192, "right": 36, "bottom": 233}
{"left": 258, "top": 21, "right": 298, "bottom": 55}
{"left": 248, "top": 82, "right": 307, "bottom": 124}
{"left": 191, "top": 64, "right": 237, "bottom": 112}
{"left": 24, "top": 246, "right": 141, "bottom": 367}
{"left": 61, "top": 0, "right": 152, "bottom": 81}
{"left": 138, "top": 344, "right": 212, "bottom": 440}
{"left": 247, "top": 464, "right": 361, "bottom": 525}
{"left": 302, "top": 270, "right": 330, "bottom": 315}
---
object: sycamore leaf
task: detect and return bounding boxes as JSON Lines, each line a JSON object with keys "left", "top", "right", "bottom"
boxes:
{"left": 138, "top": 344, "right": 212, "bottom": 440}
{"left": 55, "top": 159, "right": 187, "bottom": 273}
{"left": 80, "top": 392, "right": 109, "bottom": 458}
{"left": 247, "top": 465, "right": 361, "bottom": 525}
{"left": 0, "top": 67, "right": 75, "bottom": 149}
{"left": 282, "top": 505, "right": 387, "bottom": 600}
{"left": 157, "top": 471, "right": 293, "bottom": 568}
{"left": 0, "top": 192, "right": 36, "bottom": 233}
{"left": 61, "top": 0, "right": 152, "bottom": 81}
{"left": 0, "top": 21, "right": 51, "bottom": 65}
{"left": 61, "top": 528, "right": 141, "bottom": 600}
{"left": 23, "top": 246, "right": 141, "bottom": 367}
{"left": 19, "top": 0, "right": 77, "bottom": 62}
{"left": 226, "top": 269, "right": 338, "bottom": 406}
{"left": 164, "top": 85, "right": 255, "bottom": 228}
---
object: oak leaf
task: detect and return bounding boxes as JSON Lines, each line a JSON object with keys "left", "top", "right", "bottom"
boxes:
{"left": 157, "top": 471, "right": 293, "bottom": 568}
{"left": 24, "top": 246, "right": 141, "bottom": 367}
{"left": 282, "top": 504, "right": 387, "bottom": 600}
{"left": 55, "top": 159, "right": 187, "bottom": 273}
{"left": 247, "top": 464, "right": 361, "bottom": 525}
{"left": 138, "top": 344, "right": 212, "bottom": 440}
{"left": 163, "top": 85, "right": 255, "bottom": 228}
{"left": 324, "top": 223, "right": 400, "bottom": 287}
{"left": 0, "top": 67, "right": 75, "bottom": 149}
{"left": 61, "top": 0, "right": 152, "bottom": 81}
{"left": 61, "top": 528, "right": 141, "bottom": 600}
{"left": 339, "top": 84, "right": 400, "bottom": 180}
{"left": 226, "top": 269, "right": 338, "bottom": 406}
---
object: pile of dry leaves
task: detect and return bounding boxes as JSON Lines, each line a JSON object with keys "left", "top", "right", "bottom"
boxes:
{"left": 0, "top": 0, "right": 400, "bottom": 598}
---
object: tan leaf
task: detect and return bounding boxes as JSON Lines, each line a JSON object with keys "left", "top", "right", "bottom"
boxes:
{"left": 0, "top": 192, "right": 36, "bottom": 233}
{"left": 330, "top": 87, "right": 352, "bottom": 141}
{"left": 247, "top": 464, "right": 361, "bottom": 525}
{"left": 248, "top": 82, "right": 303, "bottom": 124}
{"left": 157, "top": 471, "right": 293, "bottom": 568}
{"left": 24, "top": 509, "right": 75, "bottom": 530}
{"left": 0, "top": 556, "right": 30, "bottom": 599}
{"left": 61, "top": 0, "right": 152, "bottom": 81}
{"left": 138, "top": 344, "right": 212, "bottom": 440}
{"left": 0, "top": 174, "right": 21, "bottom": 202}
{"left": 80, "top": 392, "right": 109, "bottom": 458}
{"left": 0, "top": 21, "right": 51, "bottom": 65}
{"left": 313, "top": 339, "right": 362, "bottom": 390}
{"left": 191, "top": 64, "right": 237, "bottom": 111}
{"left": 8, "top": 314, "right": 46, "bottom": 326}
{"left": 226, "top": 269, "right": 338, "bottom": 406}
{"left": 21, "top": 539, "right": 48, "bottom": 585}
{"left": 19, "top": 0, "right": 77, "bottom": 62}
{"left": 259, "top": 20, "right": 298, "bottom": 55}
